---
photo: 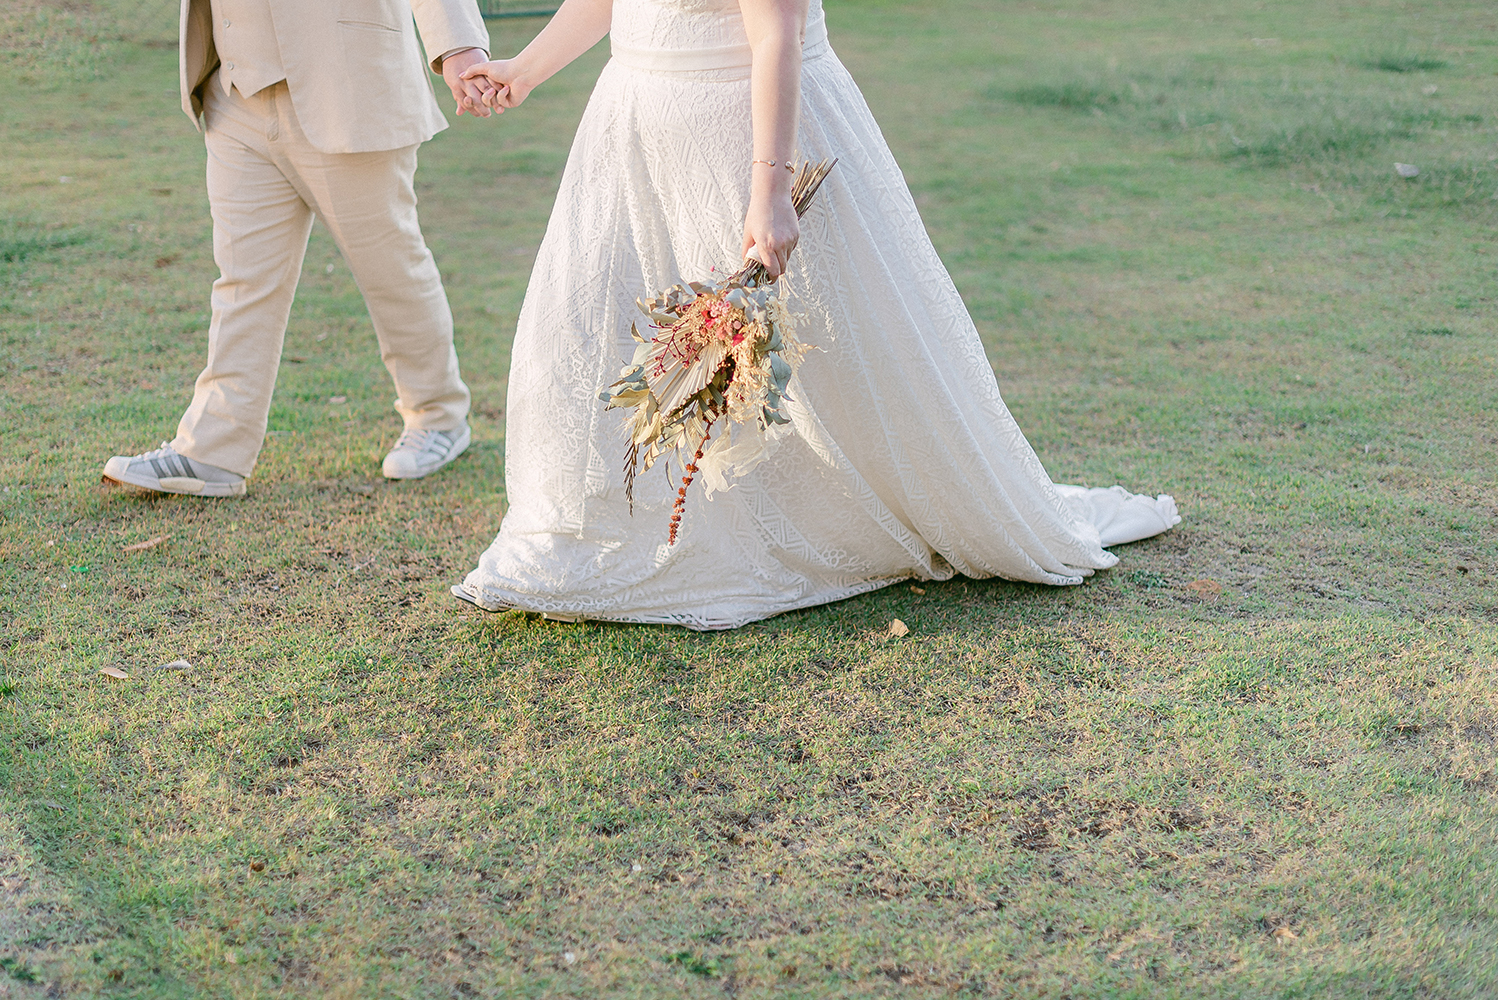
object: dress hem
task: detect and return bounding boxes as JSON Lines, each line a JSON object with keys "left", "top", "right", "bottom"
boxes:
{"left": 451, "top": 572, "right": 928, "bottom": 631}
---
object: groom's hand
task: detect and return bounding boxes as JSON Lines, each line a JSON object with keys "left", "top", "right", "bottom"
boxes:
{"left": 461, "top": 60, "right": 531, "bottom": 112}
{"left": 441, "top": 47, "right": 496, "bottom": 117}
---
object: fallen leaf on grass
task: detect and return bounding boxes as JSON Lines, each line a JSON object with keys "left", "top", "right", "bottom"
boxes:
{"left": 249, "top": 861, "right": 265, "bottom": 873}
{"left": 33, "top": 800, "right": 65, "bottom": 811}
{"left": 157, "top": 659, "right": 192, "bottom": 671}
{"left": 1273, "top": 927, "right": 1298, "bottom": 942}
{"left": 122, "top": 535, "right": 170, "bottom": 553}
{"left": 1185, "top": 579, "right": 1223, "bottom": 598}
{"left": 889, "top": 619, "right": 910, "bottom": 638}
{"left": 100, "top": 666, "right": 130, "bottom": 680}
{"left": 909, "top": 585, "right": 926, "bottom": 595}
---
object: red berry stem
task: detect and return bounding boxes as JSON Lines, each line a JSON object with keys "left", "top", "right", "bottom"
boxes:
{"left": 668, "top": 424, "right": 712, "bottom": 546}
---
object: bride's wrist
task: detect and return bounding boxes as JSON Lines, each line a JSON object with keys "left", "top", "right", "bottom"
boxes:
{"left": 508, "top": 52, "right": 548, "bottom": 94}
{"left": 509, "top": 70, "right": 539, "bottom": 96}
{"left": 750, "top": 168, "right": 794, "bottom": 199}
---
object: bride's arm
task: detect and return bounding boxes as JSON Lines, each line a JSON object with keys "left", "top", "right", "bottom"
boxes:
{"left": 740, "top": 0, "right": 809, "bottom": 278}
{"left": 460, "top": 0, "right": 613, "bottom": 109}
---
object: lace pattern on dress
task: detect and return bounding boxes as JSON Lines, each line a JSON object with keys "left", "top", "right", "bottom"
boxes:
{"left": 456, "top": 0, "right": 1176, "bottom": 629}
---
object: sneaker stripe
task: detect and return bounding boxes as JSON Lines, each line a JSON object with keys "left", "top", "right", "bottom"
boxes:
{"left": 150, "top": 456, "right": 173, "bottom": 480}
{"left": 179, "top": 456, "right": 196, "bottom": 479}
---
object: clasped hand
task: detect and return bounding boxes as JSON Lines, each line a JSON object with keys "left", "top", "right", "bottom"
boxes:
{"left": 458, "top": 60, "right": 534, "bottom": 114}
{"left": 440, "top": 48, "right": 503, "bottom": 117}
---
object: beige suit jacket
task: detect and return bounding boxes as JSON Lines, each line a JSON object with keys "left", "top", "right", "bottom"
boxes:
{"left": 179, "top": 0, "right": 489, "bottom": 154}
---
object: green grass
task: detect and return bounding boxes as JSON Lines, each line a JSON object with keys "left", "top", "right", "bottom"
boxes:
{"left": 3, "top": 0, "right": 1498, "bottom": 996}
{"left": 997, "top": 56, "right": 1475, "bottom": 167}
{"left": 1361, "top": 48, "right": 1449, "bottom": 74}
{"left": 0, "top": 226, "right": 89, "bottom": 264}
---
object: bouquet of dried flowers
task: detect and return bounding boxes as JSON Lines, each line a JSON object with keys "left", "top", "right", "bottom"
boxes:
{"left": 599, "top": 158, "right": 838, "bottom": 543}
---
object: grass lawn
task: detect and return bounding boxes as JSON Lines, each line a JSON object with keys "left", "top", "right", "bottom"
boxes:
{"left": 3, "top": 0, "right": 1498, "bottom": 995}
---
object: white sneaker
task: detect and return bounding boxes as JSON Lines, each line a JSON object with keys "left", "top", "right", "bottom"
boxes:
{"left": 382, "top": 423, "right": 471, "bottom": 480}
{"left": 102, "top": 443, "right": 246, "bottom": 497}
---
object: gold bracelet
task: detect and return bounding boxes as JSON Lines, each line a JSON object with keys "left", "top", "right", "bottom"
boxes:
{"left": 752, "top": 159, "right": 795, "bottom": 171}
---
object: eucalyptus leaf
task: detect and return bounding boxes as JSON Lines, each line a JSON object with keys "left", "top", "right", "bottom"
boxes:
{"left": 769, "top": 353, "right": 792, "bottom": 383}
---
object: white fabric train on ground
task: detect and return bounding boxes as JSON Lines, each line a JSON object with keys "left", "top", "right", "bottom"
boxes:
{"left": 1053, "top": 486, "right": 1181, "bottom": 548}
{"left": 455, "top": 0, "right": 1180, "bottom": 630}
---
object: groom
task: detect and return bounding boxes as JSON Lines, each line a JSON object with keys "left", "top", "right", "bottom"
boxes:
{"left": 103, "top": 0, "right": 496, "bottom": 497}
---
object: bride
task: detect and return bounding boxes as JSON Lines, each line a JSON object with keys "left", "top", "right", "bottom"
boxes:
{"left": 452, "top": 0, "right": 1179, "bottom": 630}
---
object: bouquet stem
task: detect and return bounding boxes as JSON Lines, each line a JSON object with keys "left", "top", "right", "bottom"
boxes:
{"left": 733, "top": 158, "right": 839, "bottom": 287}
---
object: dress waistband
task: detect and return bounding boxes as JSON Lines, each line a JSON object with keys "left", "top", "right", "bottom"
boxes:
{"left": 611, "top": 12, "right": 829, "bottom": 75}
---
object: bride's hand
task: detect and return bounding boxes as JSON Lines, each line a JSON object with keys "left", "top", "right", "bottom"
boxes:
{"left": 742, "top": 188, "right": 799, "bottom": 279}
{"left": 459, "top": 59, "right": 535, "bottom": 112}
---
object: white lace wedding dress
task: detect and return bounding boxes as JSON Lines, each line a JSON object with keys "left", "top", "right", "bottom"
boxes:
{"left": 454, "top": 0, "right": 1180, "bottom": 630}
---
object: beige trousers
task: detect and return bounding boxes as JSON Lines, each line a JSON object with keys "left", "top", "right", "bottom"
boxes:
{"left": 173, "top": 73, "right": 469, "bottom": 477}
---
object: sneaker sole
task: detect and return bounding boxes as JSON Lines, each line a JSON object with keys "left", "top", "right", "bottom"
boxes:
{"left": 383, "top": 427, "right": 472, "bottom": 480}
{"left": 450, "top": 585, "right": 584, "bottom": 623}
{"left": 451, "top": 585, "right": 484, "bottom": 608}
{"left": 102, "top": 472, "right": 245, "bottom": 498}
